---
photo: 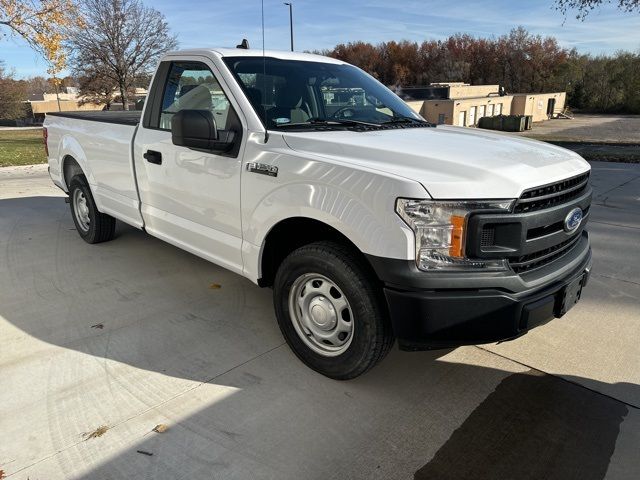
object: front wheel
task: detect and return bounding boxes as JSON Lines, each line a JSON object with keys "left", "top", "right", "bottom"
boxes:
{"left": 273, "top": 241, "right": 394, "bottom": 379}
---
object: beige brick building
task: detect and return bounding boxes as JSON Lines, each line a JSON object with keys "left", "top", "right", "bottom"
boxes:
{"left": 511, "top": 92, "right": 566, "bottom": 122}
{"left": 408, "top": 83, "right": 565, "bottom": 127}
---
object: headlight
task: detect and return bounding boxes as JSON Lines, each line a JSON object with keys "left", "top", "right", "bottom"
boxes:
{"left": 396, "top": 199, "right": 515, "bottom": 271}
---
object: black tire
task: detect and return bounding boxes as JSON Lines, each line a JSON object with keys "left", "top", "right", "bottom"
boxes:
{"left": 68, "top": 175, "right": 116, "bottom": 244}
{"left": 274, "top": 241, "right": 394, "bottom": 380}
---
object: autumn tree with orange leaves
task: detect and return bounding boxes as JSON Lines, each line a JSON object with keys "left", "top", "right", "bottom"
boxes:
{"left": 323, "top": 27, "right": 640, "bottom": 113}
{"left": 0, "top": 0, "right": 81, "bottom": 76}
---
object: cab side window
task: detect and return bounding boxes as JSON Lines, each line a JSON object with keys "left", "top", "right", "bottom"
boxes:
{"left": 159, "top": 62, "right": 234, "bottom": 131}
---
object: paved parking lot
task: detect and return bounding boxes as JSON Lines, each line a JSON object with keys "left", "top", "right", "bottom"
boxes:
{"left": 1, "top": 162, "right": 639, "bottom": 479}
{"left": 518, "top": 114, "right": 640, "bottom": 144}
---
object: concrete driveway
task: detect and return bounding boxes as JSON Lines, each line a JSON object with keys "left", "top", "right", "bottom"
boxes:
{"left": 1, "top": 162, "right": 638, "bottom": 480}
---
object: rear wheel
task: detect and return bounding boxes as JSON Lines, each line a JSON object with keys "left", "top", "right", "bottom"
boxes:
{"left": 69, "top": 175, "right": 116, "bottom": 244}
{"left": 274, "top": 241, "right": 394, "bottom": 379}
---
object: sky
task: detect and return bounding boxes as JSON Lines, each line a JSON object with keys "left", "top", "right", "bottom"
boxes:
{"left": 1, "top": 0, "right": 639, "bottom": 78}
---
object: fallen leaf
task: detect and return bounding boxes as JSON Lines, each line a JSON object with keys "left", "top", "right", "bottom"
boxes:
{"left": 152, "top": 424, "right": 168, "bottom": 433}
{"left": 209, "top": 283, "right": 222, "bottom": 289}
{"left": 91, "top": 323, "right": 104, "bottom": 329}
{"left": 82, "top": 425, "right": 109, "bottom": 440}
{"left": 0, "top": 469, "right": 5, "bottom": 479}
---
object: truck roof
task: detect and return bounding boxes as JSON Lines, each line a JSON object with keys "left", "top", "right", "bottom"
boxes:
{"left": 163, "top": 48, "right": 346, "bottom": 65}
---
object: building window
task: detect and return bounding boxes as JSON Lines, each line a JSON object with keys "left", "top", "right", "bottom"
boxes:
{"left": 438, "top": 113, "right": 445, "bottom": 124}
{"left": 496, "top": 103, "right": 503, "bottom": 115}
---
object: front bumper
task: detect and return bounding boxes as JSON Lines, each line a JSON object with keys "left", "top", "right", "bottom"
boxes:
{"left": 367, "top": 234, "right": 592, "bottom": 351}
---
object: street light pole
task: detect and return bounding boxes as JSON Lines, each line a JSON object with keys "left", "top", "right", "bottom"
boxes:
{"left": 284, "top": 2, "right": 293, "bottom": 51}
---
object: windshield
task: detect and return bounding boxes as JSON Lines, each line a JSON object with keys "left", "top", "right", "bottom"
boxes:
{"left": 223, "top": 56, "right": 425, "bottom": 130}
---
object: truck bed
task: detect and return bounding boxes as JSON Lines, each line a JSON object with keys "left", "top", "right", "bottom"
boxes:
{"left": 45, "top": 109, "right": 143, "bottom": 228}
{"left": 47, "top": 110, "right": 141, "bottom": 126}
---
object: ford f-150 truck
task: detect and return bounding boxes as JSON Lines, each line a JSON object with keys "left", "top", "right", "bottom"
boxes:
{"left": 44, "top": 48, "right": 592, "bottom": 379}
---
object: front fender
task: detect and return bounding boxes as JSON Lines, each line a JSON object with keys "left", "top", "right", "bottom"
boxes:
{"left": 252, "top": 182, "right": 414, "bottom": 259}
{"left": 242, "top": 172, "right": 425, "bottom": 282}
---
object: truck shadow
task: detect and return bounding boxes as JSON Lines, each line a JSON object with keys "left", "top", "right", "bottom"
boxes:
{"left": 1, "top": 195, "right": 639, "bottom": 479}
{"left": 76, "top": 365, "right": 637, "bottom": 480}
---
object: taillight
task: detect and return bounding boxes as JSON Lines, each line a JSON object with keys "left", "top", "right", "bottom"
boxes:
{"left": 43, "top": 127, "right": 49, "bottom": 157}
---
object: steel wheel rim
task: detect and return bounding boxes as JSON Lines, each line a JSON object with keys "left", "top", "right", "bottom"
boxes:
{"left": 73, "top": 189, "right": 91, "bottom": 232}
{"left": 288, "top": 273, "right": 354, "bottom": 357}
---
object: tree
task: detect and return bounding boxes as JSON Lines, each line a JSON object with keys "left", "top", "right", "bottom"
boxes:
{"left": 0, "top": 63, "right": 26, "bottom": 120}
{"left": 76, "top": 69, "right": 118, "bottom": 109}
{"left": 0, "top": 0, "right": 81, "bottom": 74}
{"left": 617, "top": 52, "right": 640, "bottom": 112}
{"left": 68, "top": 0, "right": 177, "bottom": 110}
{"left": 22, "top": 75, "right": 76, "bottom": 95}
{"left": 322, "top": 29, "right": 640, "bottom": 114}
{"left": 330, "top": 42, "right": 382, "bottom": 79}
{"left": 324, "top": 28, "right": 574, "bottom": 93}
{"left": 555, "top": 0, "right": 640, "bottom": 18}
{"left": 24, "top": 76, "right": 50, "bottom": 96}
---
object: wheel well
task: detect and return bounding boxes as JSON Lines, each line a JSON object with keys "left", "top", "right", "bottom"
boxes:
{"left": 62, "top": 156, "right": 84, "bottom": 190}
{"left": 259, "top": 217, "right": 378, "bottom": 287}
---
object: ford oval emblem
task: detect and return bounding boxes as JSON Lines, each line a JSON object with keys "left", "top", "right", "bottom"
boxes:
{"left": 564, "top": 207, "right": 583, "bottom": 233}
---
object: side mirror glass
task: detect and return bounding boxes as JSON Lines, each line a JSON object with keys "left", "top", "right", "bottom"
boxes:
{"left": 171, "top": 110, "right": 235, "bottom": 152}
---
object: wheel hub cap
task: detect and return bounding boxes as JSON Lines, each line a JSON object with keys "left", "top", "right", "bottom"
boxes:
{"left": 288, "top": 273, "right": 354, "bottom": 357}
{"left": 308, "top": 296, "right": 337, "bottom": 331}
{"left": 73, "top": 189, "right": 91, "bottom": 232}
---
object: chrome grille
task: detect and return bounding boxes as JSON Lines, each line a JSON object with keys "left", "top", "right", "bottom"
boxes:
{"left": 514, "top": 172, "right": 590, "bottom": 213}
{"left": 510, "top": 235, "right": 582, "bottom": 273}
{"left": 467, "top": 171, "right": 592, "bottom": 275}
{"left": 506, "top": 172, "right": 592, "bottom": 273}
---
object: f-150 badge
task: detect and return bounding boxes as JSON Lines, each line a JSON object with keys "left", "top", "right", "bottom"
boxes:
{"left": 246, "top": 162, "right": 278, "bottom": 177}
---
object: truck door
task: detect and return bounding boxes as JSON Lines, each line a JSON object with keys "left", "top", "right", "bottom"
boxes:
{"left": 133, "top": 59, "right": 245, "bottom": 274}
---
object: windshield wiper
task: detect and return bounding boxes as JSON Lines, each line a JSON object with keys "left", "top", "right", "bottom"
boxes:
{"left": 382, "top": 116, "right": 434, "bottom": 126}
{"left": 273, "top": 117, "right": 434, "bottom": 130}
{"left": 323, "top": 119, "right": 382, "bottom": 127}
{"left": 273, "top": 118, "right": 382, "bottom": 129}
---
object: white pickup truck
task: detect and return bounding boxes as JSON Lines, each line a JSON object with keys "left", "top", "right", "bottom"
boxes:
{"left": 45, "top": 48, "right": 592, "bottom": 379}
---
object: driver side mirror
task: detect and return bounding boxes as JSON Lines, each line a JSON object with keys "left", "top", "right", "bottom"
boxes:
{"left": 171, "top": 109, "right": 235, "bottom": 152}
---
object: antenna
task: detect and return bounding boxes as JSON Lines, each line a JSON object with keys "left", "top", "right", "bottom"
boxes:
{"left": 261, "top": 0, "right": 269, "bottom": 142}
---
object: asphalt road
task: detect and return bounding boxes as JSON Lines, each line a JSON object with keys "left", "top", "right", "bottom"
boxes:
{"left": 1, "top": 162, "right": 638, "bottom": 480}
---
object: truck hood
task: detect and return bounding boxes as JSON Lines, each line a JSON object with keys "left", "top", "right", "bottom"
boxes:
{"left": 282, "top": 126, "right": 590, "bottom": 199}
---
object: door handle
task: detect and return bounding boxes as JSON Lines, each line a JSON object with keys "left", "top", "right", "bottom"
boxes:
{"left": 143, "top": 150, "right": 162, "bottom": 165}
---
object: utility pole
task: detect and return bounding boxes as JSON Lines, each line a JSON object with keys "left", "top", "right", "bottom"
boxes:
{"left": 284, "top": 2, "right": 293, "bottom": 51}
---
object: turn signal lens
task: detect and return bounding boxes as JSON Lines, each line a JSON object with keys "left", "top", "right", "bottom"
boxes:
{"left": 449, "top": 215, "right": 465, "bottom": 258}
